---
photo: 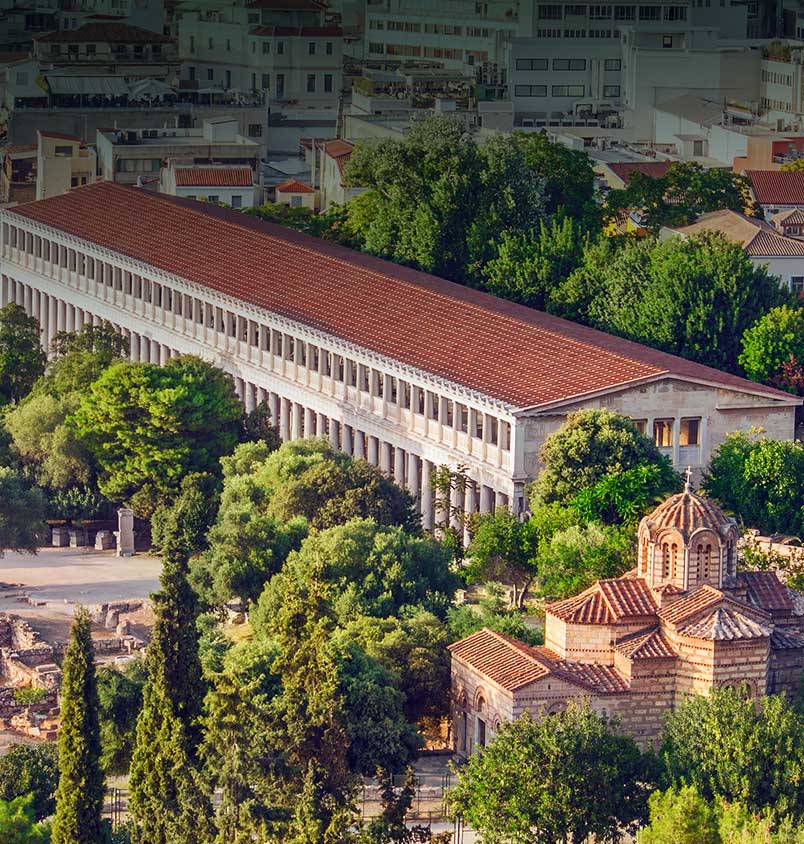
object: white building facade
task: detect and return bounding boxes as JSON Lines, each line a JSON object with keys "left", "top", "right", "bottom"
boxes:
{"left": 0, "top": 183, "right": 798, "bottom": 529}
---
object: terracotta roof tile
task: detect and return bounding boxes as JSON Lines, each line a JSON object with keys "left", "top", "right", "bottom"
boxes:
{"left": 448, "top": 628, "right": 552, "bottom": 692}
{"left": 674, "top": 209, "right": 804, "bottom": 258}
{"left": 6, "top": 183, "right": 797, "bottom": 409}
{"left": 657, "top": 584, "right": 725, "bottom": 625}
{"left": 174, "top": 166, "right": 253, "bottom": 187}
{"left": 774, "top": 208, "right": 804, "bottom": 226}
{"left": 643, "top": 488, "right": 734, "bottom": 541}
{"left": 0, "top": 51, "right": 30, "bottom": 65}
{"left": 771, "top": 627, "right": 804, "bottom": 649}
{"left": 276, "top": 178, "right": 315, "bottom": 193}
{"left": 615, "top": 627, "right": 677, "bottom": 659}
{"left": 679, "top": 606, "right": 771, "bottom": 640}
{"left": 548, "top": 578, "right": 656, "bottom": 625}
{"left": 606, "top": 161, "right": 673, "bottom": 183}
{"left": 3, "top": 144, "right": 36, "bottom": 155}
{"left": 746, "top": 170, "right": 804, "bottom": 206}
{"left": 550, "top": 660, "right": 630, "bottom": 693}
{"left": 38, "top": 130, "right": 82, "bottom": 143}
{"left": 739, "top": 571, "right": 793, "bottom": 613}
{"left": 35, "top": 22, "right": 174, "bottom": 43}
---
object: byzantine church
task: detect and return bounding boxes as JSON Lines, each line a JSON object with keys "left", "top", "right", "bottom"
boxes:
{"left": 449, "top": 476, "right": 804, "bottom": 752}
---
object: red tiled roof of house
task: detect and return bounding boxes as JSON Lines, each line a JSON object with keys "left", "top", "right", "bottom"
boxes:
{"left": 679, "top": 606, "right": 771, "bottom": 641}
{"left": 448, "top": 628, "right": 552, "bottom": 692}
{"left": 321, "top": 139, "right": 353, "bottom": 159}
{"left": 548, "top": 578, "right": 657, "bottom": 625}
{"left": 774, "top": 208, "right": 804, "bottom": 226}
{"left": 615, "top": 628, "right": 677, "bottom": 659}
{"left": 739, "top": 571, "right": 793, "bottom": 613}
{"left": 7, "top": 182, "right": 798, "bottom": 409}
{"left": 35, "top": 22, "right": 174, "bottom": 43}
{"left": 3, "top": 144, "right": 36, "bottom": 155}
{"left": 38, "top": 130, "right": 82, "bottom": 143}
{"left": 746, "top": 170, "right": 804, "bottom": 206}
{"left": 607, "top": 161, "right": 673, "bottom": 184}
{"left": 551, "top": 660, "right": 630, "bottom": 693}
{"left": 675, "top": 209, "right": 804, "bottom": 258}
{"left": 250, "top": 24, "right": 342, "bottom": 36}
{"left": 245, "top": 0, "right": 325, "bottom": 9}
{"left": 0, "top": 51, "right": 30, "bottom": 65}
{"left": 276, "top": 178, "right": 315, "bottom": 193}
{"left": 174, "top": 167, "right": 253, "bottom": 187}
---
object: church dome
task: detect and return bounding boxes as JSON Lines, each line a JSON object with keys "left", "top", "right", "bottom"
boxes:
{"left": 642, "top": 486, "right": 734, "bottom": 544}
{"left": 637, "top": 470, "right": 739, "bottom": 593}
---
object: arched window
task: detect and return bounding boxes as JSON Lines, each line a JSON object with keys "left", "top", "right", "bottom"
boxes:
{"left": 640, "top": 539, "right": 648, "bottom": 575}
{"left": 726, "top": 542, "right": 734, "bottom": 576}
{"left": 662, "top": 543, "right": 670, "bottom": 578}
{"left": 703, "top": 544, "right": 712, "bottom": 579}
{"left": 670, "top": 543, "right": 678, "bottom": 580}
{"left": 695, "top": 543, "right": 704, "bottom": 577}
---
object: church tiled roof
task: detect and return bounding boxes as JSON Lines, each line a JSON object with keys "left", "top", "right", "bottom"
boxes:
{"left": 643, "top": 487, "right": 733, "bottom": 541}
{"left": 771, "top": 627, "right": 804, "bottom": 649}
{"left": 657, "top": 584, "right": 726, "bottom": 625}
{"left": 740, "top": 571, "right": 794, "bottom": 613}
{"left": 615, "top": 627, "right": 677, "bottom": 659}
{"left": 679, "top": 606, "right": 771, "bottom": 641}
{"left": 548, "top": 578, "right": 657, "bottom": 625}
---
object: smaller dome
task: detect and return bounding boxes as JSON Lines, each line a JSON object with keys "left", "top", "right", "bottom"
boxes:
{"left": 641, "top": 475, "right": 735, "bottom": 544}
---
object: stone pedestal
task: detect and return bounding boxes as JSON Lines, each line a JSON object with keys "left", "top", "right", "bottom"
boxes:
{"left": 68, "top": 529, "right": 87, "bottom": 548}
{"left": 94, "top": 530, "right": 114, "bottom": 551}
{"left": 115, "top": 508, "right": 135, "bottom": 557}
{"left": 51, "top": 527, "right": 69, "bottom": 547}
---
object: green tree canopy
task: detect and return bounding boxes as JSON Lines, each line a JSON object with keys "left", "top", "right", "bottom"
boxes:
{"left": 551, "top": 232, "right": 789, "bottom": 374}
{"left": 52, "top": 608, "right": 105, "bottom": 844}
{"left": 0, "top": 795, "right": 50, "bottom": 844}
{"left": 639, "top": 785, "right": 721, "bottom": 844}
{"left": 70, "top": 355, "right": 243, "bottom": 515}
{"left": 448, "top": 704, "right": 657, "bottom": 844}
{"left": 151, "top": 472, "right": 221, "bottom": 558}
{"left": 533, "top": 409, "right": 677, "bottom": 507}
{"left": 252, "top": 519, "right": 457, "bottom": 631}
{"left": 605, "top": 162, "right": 754, "bottom": 230}
{"left": 129, "top": 546, "right": 214, "bottom": 844}
{"left": 703, "top": 432, "right": 804, "bottom": 535}
{"left": 0, "top": 467, "right": 46, "bottom": 554}
{"left": 661, "top": 687, "right": 804, "bottom": 820}
{"left": 96, "top": 657, "right": 147, "bottom": 776}
{"left": 0, "top": 744, "right": 58, "bottom": 822}
{"left": 0, "top": 303, "right": 45, "bottom": 406}
{"left": 344, "top": 115, "right": 546, "bottom": 284}
{"left": 739, "top": 305, "right": 804, "bottom": 392}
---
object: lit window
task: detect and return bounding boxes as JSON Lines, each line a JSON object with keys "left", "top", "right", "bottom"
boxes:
{"left": 679, "top": 418, "right": 700, "bottom": 446}
{"left": 653, "top": 419, "right": 673, "bottom": 448}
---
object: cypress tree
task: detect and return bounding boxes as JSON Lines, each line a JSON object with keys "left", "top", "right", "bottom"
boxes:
{"left": 129, "top": 541, "right": 213, "bottom": 844}
{"left": 52, "top": 607, "right": 105, "bottom": 844}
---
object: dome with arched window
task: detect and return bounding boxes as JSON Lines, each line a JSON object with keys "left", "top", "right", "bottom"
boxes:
{"left": 637, "top": 473, "right": 739, "bottom": 593}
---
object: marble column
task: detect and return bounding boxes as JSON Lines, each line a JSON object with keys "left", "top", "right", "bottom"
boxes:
{"left": 354, "top": 430, "right": 365, "bottom": 460}
{"left": 367, "top": 435, "right": 378, "bottom": 466}
{"left": 130, "top": 333, "right": 141, "bottom": 362}
{"left": 304, "top": 407, "right": 316, "bottom": 438}
{"left": 393, "top": 446, "right": 405, "bottom": 483}
{"left": 159, "top": 344, "right": 169, "bottom": 366}
{"left": 421, "top": 460, "right": 433, "bottom": 530}
{"left": 406, "top": 453, "right": 419, "bottom": 496}
{"left": 342, "top": 424, "right": 352, "bottom": 455}
{"left": 329, "top": 418, "right": 340, "bottom": 449}
{"left": 316, "top": 412, "right": 327, "bottom": 438}
{"left": 150, "top": 340, "right": 160, "bottom": 364}
{"left": 291, "top": 403, "right": 304, "bottom": 439}
{"left": 279, "top": 398, "right": 291, "bottom": 441}
{"left": 495, "top": 491, "right": 508, "bottom": 512}
{"left": 480, "top": 485, "right": 494, "bottom": 515}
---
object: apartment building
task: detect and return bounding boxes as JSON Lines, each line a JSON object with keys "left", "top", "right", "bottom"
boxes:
{"left": 0, "top": 183, "right": 797, "bottom": 530}
{"left": 509, "top": 5, "right": 753, "bottom": 132}
{"left": 159, "top": 160, "right": 257, "bottom": 206}
{"left": 177, "top": 0, "right": 343, "bottom": 108}
{"left": 35, "top": 130, "right": 97, "bottom": 200}
{"left": 365, "top": 0, "right": 520, "bottom": 88}
{"left": 96, "top": 118, "right": 261, "bottom": 185}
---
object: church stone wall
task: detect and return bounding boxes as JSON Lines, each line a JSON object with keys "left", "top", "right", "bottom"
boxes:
{"left": 769, "top": 648, "right": 804, "bottom": 697}
{"left": 546, "top": 618, "right": 613, "bottom": 664}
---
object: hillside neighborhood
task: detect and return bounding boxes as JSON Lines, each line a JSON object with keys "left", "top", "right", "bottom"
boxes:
{"left": 6, "top": 1, "right": 804, "bottom": 843}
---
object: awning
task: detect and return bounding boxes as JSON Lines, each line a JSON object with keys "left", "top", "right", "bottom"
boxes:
{"left": 46, "top": 75, "right": 130, "bottom": 96}
{"left": 129, "top": 78, "right": 175, "bottom": 98}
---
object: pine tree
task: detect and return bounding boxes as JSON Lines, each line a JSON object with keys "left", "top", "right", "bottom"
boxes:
{"left": 52, "top": 607, "right": 105, "bottom": 844}
{"left": 129, "top": 543, "right": 214, "bottom": 844}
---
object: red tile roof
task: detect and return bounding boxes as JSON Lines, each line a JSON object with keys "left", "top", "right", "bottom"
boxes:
{"left": 548, "top": 578, "right": 657, "bottom": 625}
{"left": 250, "top": 24, "right": 342, "bottom": 36}
{"left": 739, "top": 571, "right": 793, "bottom": 613}
{"left": 643, "top": 488, "right": 733, "bottom": 541}
{"left": 746, "top": 170, "right": 804, "bottom": 207}
{"left": 6, "top": 183, "right": 797, "bottom": 409}
{"left": 657, "top": 585, "right": 725, "bottom": 625}
{"left": 174, "top": 166, "right": 253, "bottom": 187}
{"left": 35, "top": 22, "right": 174, "bottom": 43}
{"left": 615, "top": 628, "right": 677, "bottom": 659}
{"left": 676, "top": 209, "right": 804, "bottom": 258}
{"left": 276, "top": 178, "right": 315, "bottom": 193}
{"left": 606, "top": 161, "right": 673, "bottom": 184}
{"left": 38, "top": 130, "right": 81, "bottom": 143}
{"left": 449, "top": 629, "right": 630, "bottom": 694}
{"left": 3, "top": 144, "right": 36, "bottom": 155}
{"left": 679, "top": 606, "right": 770, "bottom": 641}
{"left": 0, "top": 51, "right": 30, "bottom": 65}
{"left": 773, "top": 208, "right": 804, "bottom": 227}
{"left": 448, "top": 628, "right": 552, "bottom": 692}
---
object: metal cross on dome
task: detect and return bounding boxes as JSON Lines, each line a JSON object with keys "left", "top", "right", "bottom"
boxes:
{"left": 684, "top": 466, "right": 693, "bottom": 491}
